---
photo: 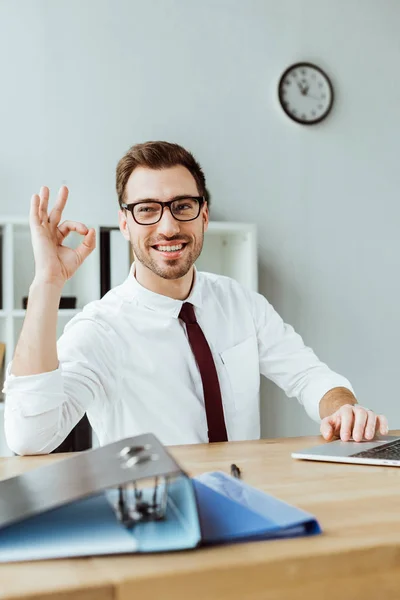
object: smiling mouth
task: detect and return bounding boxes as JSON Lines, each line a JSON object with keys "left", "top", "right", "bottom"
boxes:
{"left": 152, "top": 243, "right": 187, "bottom": 254}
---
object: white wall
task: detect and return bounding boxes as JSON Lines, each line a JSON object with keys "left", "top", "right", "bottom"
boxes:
{"left": 1, "top": 0, "right": 400, "bottom": 438}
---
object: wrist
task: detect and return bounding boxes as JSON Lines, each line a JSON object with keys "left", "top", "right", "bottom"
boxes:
{"left": 319, "top": 387, "right": 357, "bottom": 419}
{"left": 30, "top": 276, "right": 65, "bottom": 292}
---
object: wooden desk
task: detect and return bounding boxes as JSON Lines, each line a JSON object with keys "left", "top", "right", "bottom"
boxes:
{"left": 2, "top": 434, "right": 400, "bottom": 600}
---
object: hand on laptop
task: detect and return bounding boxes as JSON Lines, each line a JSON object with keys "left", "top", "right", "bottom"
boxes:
{"left": 320, "top": 404, "right": 388, "bottom": 443}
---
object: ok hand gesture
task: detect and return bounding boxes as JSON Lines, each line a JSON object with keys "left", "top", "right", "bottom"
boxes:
{"left": 30, "top": 186, "right": 96, "bottom": 288}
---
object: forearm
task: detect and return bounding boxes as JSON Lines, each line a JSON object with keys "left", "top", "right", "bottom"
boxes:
{"left": 11, "top": 279, "right": 63, "bottom": 376}
{"left": 319, "top": 386, "right": 357, "bottom": 419}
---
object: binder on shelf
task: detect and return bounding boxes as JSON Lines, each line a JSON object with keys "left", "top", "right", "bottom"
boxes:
{"left": 99, "top": 227, "right": 131, "bottom": 297}
{"left": 0, "top": 434, "right": 321, "bottom": 562}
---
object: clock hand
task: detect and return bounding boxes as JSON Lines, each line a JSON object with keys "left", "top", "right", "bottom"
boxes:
{"left": 306, "top": 93, "right": 323, "bottom": 101}
{"left": 299, "top": 83, "right": 310, "bottom": 96}
{"left": 297, "top": 82, "right": 310, "bottom": 96}
{"left": 298, "top": 78, "right": 310, "bottom": 93}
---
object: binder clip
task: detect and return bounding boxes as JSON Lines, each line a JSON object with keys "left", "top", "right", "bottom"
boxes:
{"left": 115, "top": 443, "right": 170, "bottom": 527}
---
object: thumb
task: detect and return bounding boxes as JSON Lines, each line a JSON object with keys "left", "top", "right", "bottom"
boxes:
{"left": 320, "top": 417, "right": 335, "bottom": 441}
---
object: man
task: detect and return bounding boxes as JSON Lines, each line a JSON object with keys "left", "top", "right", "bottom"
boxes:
{"left": 4, "top": 141, "right": 388, "bottom": 454}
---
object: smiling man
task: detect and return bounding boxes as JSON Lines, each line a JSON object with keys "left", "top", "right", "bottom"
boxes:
{"left": 118, "top": 160, "right": 205, "bottom": 298}
{"left": 4, "top": 141, "right": 388, "bottom": 455}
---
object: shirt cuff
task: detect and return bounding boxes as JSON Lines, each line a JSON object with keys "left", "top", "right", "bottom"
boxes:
{"left": 3, "top": 361, "right": 66, "bottom": 417}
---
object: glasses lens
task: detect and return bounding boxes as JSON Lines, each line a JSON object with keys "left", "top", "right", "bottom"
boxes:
{"left": 171, "top": 198, "right": 200, "bottom": 221}
{"left": 133, "top": 202, "right": 162, "bottom": 224}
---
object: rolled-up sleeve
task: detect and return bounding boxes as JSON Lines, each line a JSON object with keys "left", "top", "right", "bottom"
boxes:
{"left": 250, "top": 291, "right": 355, "bottom": 422}
{"left": 3, "top": 311, "right": 118, "bottom": 455}
{"left": 3, "top": 364, "right": 80, "bottom": 455}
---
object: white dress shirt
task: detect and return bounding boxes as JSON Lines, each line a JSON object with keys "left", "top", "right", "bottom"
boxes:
{"left": 3, "top": 267, "right": 354, "bottom": 455}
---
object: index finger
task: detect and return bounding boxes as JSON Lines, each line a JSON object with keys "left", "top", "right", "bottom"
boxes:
{"left": 48, "top": 186, "right": 69, "bottom": 229}
{"left": 29, "top": 194, "right": 41, "bottom": 226}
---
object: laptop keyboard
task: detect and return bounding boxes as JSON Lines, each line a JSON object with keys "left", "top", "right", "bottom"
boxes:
{"left": 351, "top": 439, "right": 400, "bottom": 461}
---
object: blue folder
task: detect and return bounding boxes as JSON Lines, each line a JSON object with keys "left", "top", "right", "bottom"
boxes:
{"left": 193, "top": 472, "right": 320, "bottom": 544}
{"left": 0, "top": 435, "right": 321, "bottom": 562}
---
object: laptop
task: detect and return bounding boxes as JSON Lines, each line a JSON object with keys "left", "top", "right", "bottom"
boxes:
{"left": 292, "top": 434, "right": 400, "bottom": 467}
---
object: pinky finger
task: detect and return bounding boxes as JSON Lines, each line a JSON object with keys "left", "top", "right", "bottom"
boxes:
{"left": 377, "top": 415, "right": 389, "bottom": 436}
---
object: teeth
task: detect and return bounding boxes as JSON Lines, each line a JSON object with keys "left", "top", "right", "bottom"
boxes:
{"left": 156, "top": 244, "right": 183, "bottom": 252}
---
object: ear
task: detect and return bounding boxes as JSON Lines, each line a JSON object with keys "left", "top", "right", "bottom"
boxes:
{"left": 202, "top": 202, "right": 209, "bottom": 233}
{"left": 118, "top": 209, "right": 131, "bottom": 242}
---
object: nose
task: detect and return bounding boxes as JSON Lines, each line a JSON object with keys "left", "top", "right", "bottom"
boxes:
{"left": 156, "top": 206, "right": 181, "bottom": 237}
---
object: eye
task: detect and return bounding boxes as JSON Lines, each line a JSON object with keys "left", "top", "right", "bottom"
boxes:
{"left": 137, "top": 205, "right": 158, "bottom": 213}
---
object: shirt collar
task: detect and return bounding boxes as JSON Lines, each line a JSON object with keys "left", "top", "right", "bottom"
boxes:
{"left": 119, "top": 262, "right": 203, "bottom": 317}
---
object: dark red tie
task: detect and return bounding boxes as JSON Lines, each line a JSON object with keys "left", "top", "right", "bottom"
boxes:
{"left": 179, "top": 302, "right": 228, "bottom": 442}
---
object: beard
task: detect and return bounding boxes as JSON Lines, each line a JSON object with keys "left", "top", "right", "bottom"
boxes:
{"left": 131, "top": 226, "right": 204, "bottom": 280}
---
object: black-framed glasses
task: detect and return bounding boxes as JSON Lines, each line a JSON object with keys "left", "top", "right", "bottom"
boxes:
{"left": 121, "top": 196, "right": 205, "bottom": 226}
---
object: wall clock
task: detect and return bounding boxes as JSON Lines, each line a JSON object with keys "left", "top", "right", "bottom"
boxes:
{"left": 278, "top": 62, "right": 334, "bottom": 125}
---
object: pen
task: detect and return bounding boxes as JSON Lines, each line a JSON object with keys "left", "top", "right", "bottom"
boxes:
{"left": 230, "top": 463, "right": 241, "bottom": 479}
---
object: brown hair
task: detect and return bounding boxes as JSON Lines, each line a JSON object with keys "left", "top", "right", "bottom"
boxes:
{"left": 116, "top": 141, "right": 210, "bottom": 207}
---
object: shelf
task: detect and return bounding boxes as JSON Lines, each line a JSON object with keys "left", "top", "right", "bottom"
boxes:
{"left": 58, "top": 309, "right": 82, "bottom": 317}
{"left": 0, "top": 216, "right": 29, "bottom": 225}
{"left": 208, "top": 221, "right": 256, "bottom": 234}
{"left": 11, "top": 309, "right": 81, "bottom": 318}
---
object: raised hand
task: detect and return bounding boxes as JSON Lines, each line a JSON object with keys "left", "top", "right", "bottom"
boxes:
{"left": 30, "top": 186, "right": 96, "bottom": 288}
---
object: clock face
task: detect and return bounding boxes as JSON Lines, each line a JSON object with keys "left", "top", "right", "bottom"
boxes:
{"left": 278, "top": 62, "right": 334, "bottom": 125}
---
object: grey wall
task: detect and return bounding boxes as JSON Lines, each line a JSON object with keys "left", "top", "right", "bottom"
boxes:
{"left": 1, "top": 0, "right": 400, "bottom": 438}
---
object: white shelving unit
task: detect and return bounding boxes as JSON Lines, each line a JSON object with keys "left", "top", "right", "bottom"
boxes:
{"left": 197, "top": 222, "right": 258, "bottom": 292}
{"left": 0, "top": 218, "right": 257, "bottom": 455}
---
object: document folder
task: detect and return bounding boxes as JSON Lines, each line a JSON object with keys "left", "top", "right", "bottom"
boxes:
{"left": 193, "top": 472, "right": 321, "bottom": 543}
{"left": 0, "top": 434, "right": 321, "bottom": 562}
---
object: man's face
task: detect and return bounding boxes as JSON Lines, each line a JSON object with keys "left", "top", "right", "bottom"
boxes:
{"left": 119, "top": 166, "right": 209, "bottom": 280}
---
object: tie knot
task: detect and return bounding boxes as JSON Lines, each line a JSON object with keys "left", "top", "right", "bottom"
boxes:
{"left": 179, "top": 302, "right": 197, "bottom": 325}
